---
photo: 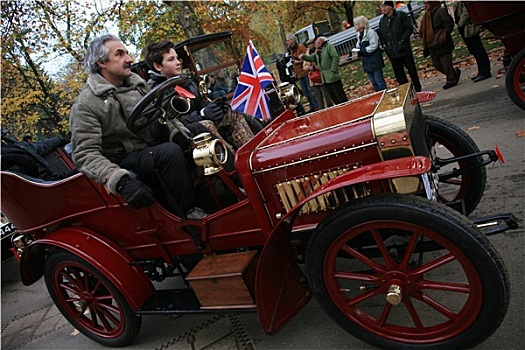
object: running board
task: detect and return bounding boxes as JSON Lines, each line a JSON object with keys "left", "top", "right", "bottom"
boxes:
{"left": 137, "top": 289, "right": 257, "bottom": 315}
{"left": 472, "top": 213, "right": 519, "bottom": 236}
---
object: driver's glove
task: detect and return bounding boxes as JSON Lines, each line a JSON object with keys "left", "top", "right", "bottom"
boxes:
{"left": 200, "top": 102, "right": 224, "bottom": 122}
{"left": 214, "top": 96, "right": 231, "bottom": 114}
{"left": 180, "top": 111, "right": 202, "bottom": 125}
{"left": 116, "top": 175, "right": 156, "bottom": 209}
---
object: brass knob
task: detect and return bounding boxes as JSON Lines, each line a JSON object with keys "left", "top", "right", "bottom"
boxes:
{"left": 386, "top": 284, "right": 402, "bottom": 305}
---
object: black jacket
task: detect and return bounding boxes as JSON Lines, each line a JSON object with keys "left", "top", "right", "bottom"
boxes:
{"left": 378, "top": 10, "right": 415, "bottom": 59}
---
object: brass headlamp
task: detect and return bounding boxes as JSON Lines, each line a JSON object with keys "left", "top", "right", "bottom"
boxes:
{"left": 192, "top": 133, "right": 228, "bottom": 175}
{"left": 278, "top": 82, "right": 300, "bottom": 109}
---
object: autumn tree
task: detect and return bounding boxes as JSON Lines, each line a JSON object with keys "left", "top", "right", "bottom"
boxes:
{"left": 1, "top": 0, "right": 117, "bottom": 140}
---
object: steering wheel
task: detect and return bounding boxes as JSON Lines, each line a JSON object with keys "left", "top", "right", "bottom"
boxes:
{"left": 127, "top": 76, "right": 187, "bottom": 135}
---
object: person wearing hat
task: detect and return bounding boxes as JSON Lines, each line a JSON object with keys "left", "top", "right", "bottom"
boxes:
{"left": 300, "top": 36, "right": 348, "bottom": 105}
{"left": 378, "top": 0, "right": 422, "bottom": 92}
{"left": 285, "top": 33, "right": 319, "bottom": 113}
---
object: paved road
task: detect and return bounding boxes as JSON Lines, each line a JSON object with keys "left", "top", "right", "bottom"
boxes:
{"left": 2, "top": 57, "right": 524, "bottom": 350}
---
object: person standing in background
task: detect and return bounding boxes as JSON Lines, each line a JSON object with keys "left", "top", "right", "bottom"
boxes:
{"left": 301, "top": 36, "right": 348, "bottom": 105}
{"left": 286, "top": 34, "right": 319, "bottom": 113}
{"left": 453, "top": 1, "right": 491, "bottom": 82}
{"left": 303, "top": 38, "right": 333, "bottom": 109}
{"left": 419, "top": 1, "right": 460, "bottom": 90}
{"left": 378, "top": 1, "right": 422, "bottom": 92}
{"left": 354, "top": 15, "right": 388, "bottom": 92}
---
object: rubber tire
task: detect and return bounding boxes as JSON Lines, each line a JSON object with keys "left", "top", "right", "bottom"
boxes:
{"left": 306, "top": 194, "right": 509, "bottom": 350}
{"left": 426, "top": 116, "right": 486, "bottom": 216}
{"left": 505, "top": 47, "right": 525, "bottom": 110}
{"left": 44, "top": 250, "right": 142, "bottom": 347}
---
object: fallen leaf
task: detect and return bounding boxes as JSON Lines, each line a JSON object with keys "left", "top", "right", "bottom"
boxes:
{"left": 516, "top": 130, "right": 525, "bottom": 137}
{"left": 468, "top": 125, "right": 480, "bottom": 130}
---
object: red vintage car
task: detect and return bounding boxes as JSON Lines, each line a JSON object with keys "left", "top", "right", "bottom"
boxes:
{"left": 1, "top": 79, "right": 517, "bottom": 349}
{"left": 466, "top": 1, "right": 525, "bottom": 110}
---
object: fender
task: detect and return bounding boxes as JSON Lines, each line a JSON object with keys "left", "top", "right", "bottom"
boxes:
{"left": 256, "top": 156, "right": 432, "bottom": 334}
{"left": 20, "top": 227, "right": 154, "bottom": 311}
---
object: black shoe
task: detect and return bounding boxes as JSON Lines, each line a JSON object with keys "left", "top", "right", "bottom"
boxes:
{"left": 472, "top": 74, "right": 491, "bottom": 82}
{"left": 454, "top": 68, "right": 461, "bottom": 85}
{"left": 443, "top": 82, "right": 455, "bottom": 90}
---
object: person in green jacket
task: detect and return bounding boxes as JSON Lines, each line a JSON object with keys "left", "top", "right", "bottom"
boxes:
{"left": 300, "top": 36, "right": 348, "bottom": 105}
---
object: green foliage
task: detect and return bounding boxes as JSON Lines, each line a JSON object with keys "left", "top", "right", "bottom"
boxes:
{"left": 1, "top": 0, "right": 116, "bottom": 140}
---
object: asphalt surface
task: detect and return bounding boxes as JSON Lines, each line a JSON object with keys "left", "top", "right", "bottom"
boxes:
{"left": 1, "top": 56, "right": 524, "bottom": 350}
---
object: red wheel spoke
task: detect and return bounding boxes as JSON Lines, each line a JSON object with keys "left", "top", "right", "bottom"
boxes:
{"left": 94, "top": 299, "right": 121, "bottom": 315}
{"left": 348, "top": 288, "right": 383, "bottom": 306}
{"left": 94, "top": 305, "right": 118, "bottom": 331}
{"left": 371, "top": 229, "right": 396, "bottom": 269}
{"left": 89, "top": 280, "right": 102, "bottom": 295}
{"left": 411, "top": 252, "right": 456, "bottom": 277}
{"left": 415, "top": 291, "right": 457, "bottom": 319}
{"left": 334, "top": 271, "right": 381, "bottom": 283}
{"left": 378, "top": 302, "right": 392, "bottom": 326}
{"left": 342, "top": 244, "right": 385, "bottom": 273}
{"left": 87, "top": 304, "right": 99, "bottom": 327}
{"left": 403, "top": 297, "right": 426, "bottom": 332}
{"left": 399, "top": 232, "right": 420, "bottom": 270}
{"left": 418, "top": 279, "right": 471, "bottom": 293}
{"left": 59, "top": 270, "right": 82, "bottom": 293}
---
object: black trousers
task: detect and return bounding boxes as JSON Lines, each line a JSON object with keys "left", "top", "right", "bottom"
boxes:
{"left": 390, "top": 54, "right": 422, "bottom": 92}
{"left": 460, "top": 30, "right": 491, "bottom": 77}
{"left": 324, "top": 79, "right": 348, "bottom": 105}
{"left": 120, "top": 142, "right": 195, "bottom": 213}
{"left": 430, "top": 51, "right": 456, "bottom": 84}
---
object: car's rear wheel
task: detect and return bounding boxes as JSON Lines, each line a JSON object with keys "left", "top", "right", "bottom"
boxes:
{"left": 44, "top": 250, "right": 141, "bottom": 347}
{"left": 505, "top": 47, "right": 525, "bottom": 110}
{"left": 426, "top": 116, "right": 486, "bottom": 216}
{"left": 306, "top": 194, "right": 509, "bottom": 349}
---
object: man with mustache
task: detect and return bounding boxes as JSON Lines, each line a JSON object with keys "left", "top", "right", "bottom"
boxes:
{"left": 69, "top": 34, "right": 208, "bottom": 219}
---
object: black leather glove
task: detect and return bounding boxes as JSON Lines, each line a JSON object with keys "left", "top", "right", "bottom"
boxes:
{"left": 180, "top": 111, "right": 202, "bottom": 125}
{"left": 116, "top": 175, "right": 156, "bottom": 209}
{"left": 215, "top": 96, "right": 230, "bottom": 114}
{"left": 171, "top": 132, "right": 193, "bottom": 150}
{"left": 200, "top": 102, "right": 224, "bottom": 122}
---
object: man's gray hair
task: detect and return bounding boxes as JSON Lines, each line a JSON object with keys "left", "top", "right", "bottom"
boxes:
{"left": 286, "top": 33, "right": 296, "bottom": 41}
{"left": 84, "top": 34, "right": 121, "bottom": 74}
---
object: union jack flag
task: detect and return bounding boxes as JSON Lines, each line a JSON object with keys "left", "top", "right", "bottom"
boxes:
{"left": 231, "top": 40, "right": 274, "bottom": 121}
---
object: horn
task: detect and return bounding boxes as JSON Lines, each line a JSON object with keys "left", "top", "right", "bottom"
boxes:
{"left": 168, "top": 95, "right": 191, "bottom": 115}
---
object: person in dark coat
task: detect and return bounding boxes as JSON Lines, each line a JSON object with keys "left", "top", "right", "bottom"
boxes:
{"left": 355, "top": 15, "right": 387, "bottom": 92}
{"left": 453, "top": 1, "right": 491, "bottom": 82}
{"left": 378, "top": 0, "right": 422, "bottom": 92}
{"left": 420, "top": 1, "right": 460, "bottom": 89}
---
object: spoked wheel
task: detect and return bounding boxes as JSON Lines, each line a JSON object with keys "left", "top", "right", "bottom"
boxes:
{"left": 44, "top": 250, "right": 141, "bottom": 346}
{"left": 426, "top": 116, "right": 486, "bottom": 216}
{"left": 505, "top": 47, "right": 525, "bottom": 110}
{"left": 306, "top": 195, "right": 509, "bottom": 349}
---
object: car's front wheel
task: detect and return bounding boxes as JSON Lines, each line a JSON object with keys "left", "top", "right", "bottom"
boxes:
{"left": 306, "top": 194, "right": 509, "bottom": 349}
